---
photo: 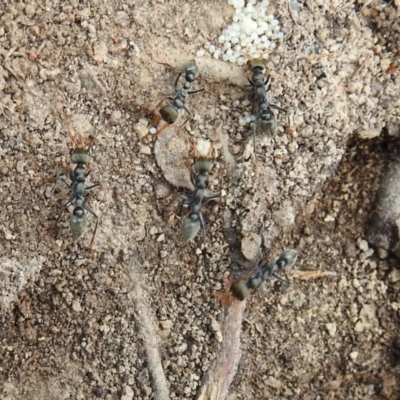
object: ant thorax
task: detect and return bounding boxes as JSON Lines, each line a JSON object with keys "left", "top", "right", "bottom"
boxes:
{"left": 247, "top": 58, "right": 267, "bottom": 72}
{"left": 184, "top": 60, "right": 199, "bottom": 82}
{"left": 252, "top": 69, "right": 268, "bottom": 86}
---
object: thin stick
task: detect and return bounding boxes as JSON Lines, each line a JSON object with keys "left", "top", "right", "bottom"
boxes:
{"left": 197, "top": 300, "right": 246, "bottom": 400}
{"left": 126, "top": 256, "right": 170, "bottom": 400}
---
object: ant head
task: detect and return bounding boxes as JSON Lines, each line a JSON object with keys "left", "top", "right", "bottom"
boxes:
{"left": 184, "top": 59, "right": 199, "bottom": 82}
{"left": 246, "top": 57, "right": 267, "bottom": 73}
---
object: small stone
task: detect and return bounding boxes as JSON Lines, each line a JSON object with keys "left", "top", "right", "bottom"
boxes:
{"left": 110, "top": 110, "right": 122, "bottom": 125}
{"left": 149, "top": 227, "right": 158, "bottom": 235}
{"left": 389, "top": 268, "right": 400, "bottom": 283}
{"left": 241, "top": 232, "right": 262, "bottom": 261}
{"left": 72, "top": 299, "right": 82, "bottom": 313}
{"left": 157, "top": 234, "right": 165, "bottom": 242}
{"left": 358, "top": 239, "right": 369, "bottom": 252}
{"left": 159, "top": 320, "right": 173, "bottom": 330}
{"left": 25, "top": 4, "right": 36, "bottom": 18}
{"left": 264, "top": 376, "right": 282, "bottom": 389}
{"left": 325, "top": 323, "right": 337, "bottom": 337}
{"left": 140, "top": 145, "right": 152, "bottom": 155}
{"left": 134, "top": 122, "right": 149, "bottom": 140}
{"left": 120, "top": 386, "right": 134, "bottom": 400}
{"left": 349, "top": 351, "right": 358, "bottom": 361}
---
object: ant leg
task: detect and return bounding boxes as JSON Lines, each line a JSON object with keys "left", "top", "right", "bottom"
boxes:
{"left": 150, "top": 112, "right": 162, "bottom": 128}
{"left": 155, "top": 122, "right": 171, "bottom": 136}
{"left": 190, "top": 171, "right": 196, "bottom": 187}
{"left": 149, "top": 97, "right": 167, "bottom": 122}
{"left": 85, "top": 182, "right": 100, "bottom": 191}
{"left": 60, "top": 178, "right": 72, "bottom": 189}
{"left": 182, "top": 105, "right": 192, "bottom": 117}
{"left": 272, "top": 272, "right": 290, "bottom": 284}
{"left": 220, "top": 289, "right": 235, "bottom": 306}
{"left": 75, "top": 133, "right": 86, "bottom": 148}
{"left": 86, "top": 120, "right": 110, "bottom": 149}
{"left": 198, "top": 211, "right": 206, "bottom": 238}
{"left": 82, "top": 203, "right": 99, "bottom": 247}
{"left": 264, "top": 76, "right": 272, "bottom": 92}
{"left": 52, "top": 199, "right": 74, "bottom": 236}
{"left": 188, "top": 88, "right": 204, "bottom": 95}
{"left": 204, "top": 194, "right": 219, "bottom": 203}
{"left": 247, "top": 77, "right": 255, "bottom": 87}
{"left": 207, "top": 141, "right": 215, "bottom": 158}
{"left": 176, "top": 117, "right": 190, "bottom": 135}
{"left": 270, "top": 104, "right": 286, "bottom": 113}
{"left": 189, "top": 140, "right": 199, "bottom": 158}
{"left": 174, "top": 73, "right": 182, "bottom": 88}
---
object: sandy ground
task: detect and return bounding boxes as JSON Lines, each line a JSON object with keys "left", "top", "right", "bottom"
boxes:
{"left": 0, "top": 0, "right": 399, "bottom": 399}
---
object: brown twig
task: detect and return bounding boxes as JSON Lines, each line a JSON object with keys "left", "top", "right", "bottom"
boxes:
{"left": 197, "top": 300, "right": 246, "bottom": 400}
{"left": 127, "top": 255, "right": 170, "bottom": 400}
{"left": 291, "top": 270, "right": 337, "bottom": 280}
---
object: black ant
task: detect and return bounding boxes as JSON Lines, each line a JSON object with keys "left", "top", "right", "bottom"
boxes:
{"left": 245, "top": 57, "right": 286, "bottom": 151}
{"left": 181, "top": 139, "right": 219, "bottom": 242}
{"left": 151, "top": 59, "right": 203, "bottom": 136}
{"left": 221, "top": 250, "right": 298, "bottom": 303}
{"left": 53, "top": 125, "right": 105, "bottom": 247}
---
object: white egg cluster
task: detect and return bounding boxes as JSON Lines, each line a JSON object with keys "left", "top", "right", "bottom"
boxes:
{"left": 203, "top": 0, "right": 283, "bottom": 65}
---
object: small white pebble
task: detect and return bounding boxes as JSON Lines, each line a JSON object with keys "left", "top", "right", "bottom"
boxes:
{"left": 237, "top": 56, "right": 246, "bottom": 65}
{"left": 257, "top": 26, "right": 265, "bottom": 35}
{"left": 209, "top": 44, "right": 216, "bottom": 53}
{"left": 244, "top": 115, "right": 252, "bottom": 123}
{"left": 223, "top": 41, "right": 232, "bottom": 49}
{"left": 228, "top": 54, "right": 237, "bottom": 63}
{"left": 232, "top": 22, "right": 240, "bottom": 31}
{"left": 241, "top": 99, "right": 250, "bottom": 106}
{"left": 246, "top": 4, "right": 254, "bottom": 13}
{"left": 232, "top": 100, "right": 240, "bottom": 107}
{"left": 239, "top": 118, "right": 246, "bottom": 126}
{"left": 149, "top": 127, "right": 157, "bottom": 134}
{"left": 196, "top": 49, "right": 205, "bottom": 57}
{"left": 234, "top": 44, "right": 242, "bottom": 51}
{"left": 231, "top": 36, "right": 239, "bottom": 44}
{"left": 222, "top": 53, "right": 229, "bottom": 61}
{"left": 218, "top": 35, "right": 226, "bottom": 44}
{"left": 249, "top": 114, "right": 257, "bottom": 121}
